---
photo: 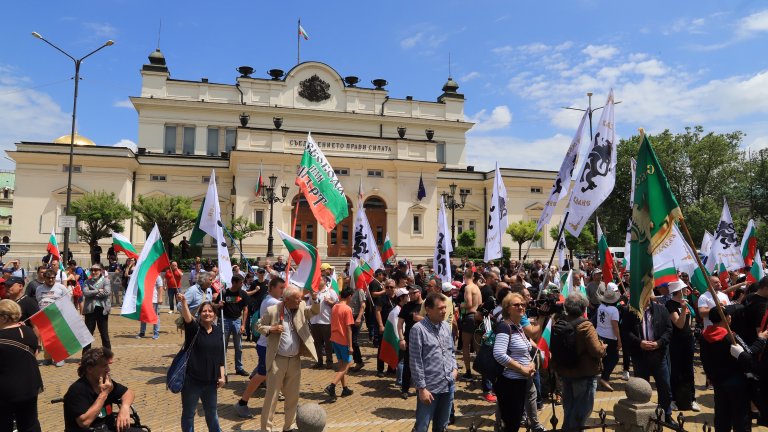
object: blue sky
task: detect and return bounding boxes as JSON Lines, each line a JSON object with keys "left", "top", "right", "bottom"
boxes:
{"left": 3, "top": 0, "right": 768, "bottom": 171}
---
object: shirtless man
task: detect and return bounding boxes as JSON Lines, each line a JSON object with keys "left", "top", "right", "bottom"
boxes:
{"left": 460, "top": 268, "right": 482, "bottom": 380}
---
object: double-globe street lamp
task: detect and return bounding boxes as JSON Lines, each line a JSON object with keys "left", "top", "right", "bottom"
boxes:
{"left": 32, "top": 32, "right": 114, "bottom": 262}
{"left": 262, "top": 174, "right": 289, "bottom": 257}
{"left": 441, "top": 182, "right": 468, "bottom": 250}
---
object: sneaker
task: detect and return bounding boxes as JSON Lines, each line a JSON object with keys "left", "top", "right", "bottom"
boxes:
{"left": 325, "top": 363, "right": 334, "bottom": 370}
{"left": 461, "top": 372, "right": 473, "bottom": 381}
{"left": 55, "top": 360, "right": 65, "bottom": 367}
{"left": 311, "top": 363, "right": 324, "bottom": 370}
{"left": 234, "top": 401, "right": 253, "bottom": 418}
{"left": 168, "top": 310, "right": 174, "bottom": 314}
{"left": 324, "top": 384, "right": 337, "bottom": 401}
{"left": 351, "top": 363, "right": 365, "bottom": 372}
{"left": 483, "top": 392, "right": 497, "bottom": 403}
{"left": 235, "top": 369, "right": 249, "bottom": 377}
{"left": 691, "top": 401, "right": 701, "bottom": 412}
{"left": 621, "top": 370, "right": 630, "bottom": 381}
{"left": 376, "top": 371, "right": 385, "bottom": 378}
{"left": 400, "top": 392, "right": 409, "bottom": 400}
{"left": 531, "top": 424, "right": 547, "bottom": 432}
{"left": 670, "top": 401, "right": 678, "bottom": 411}
{"left": 135, "top": 334, "right": 144, "bottom": 339}
{"left": 340, "top": 387, "right": 353, "bottom": 397}
{"left": 278, "top": 391, "right": 285, "bottom": 401}
{"left": 152, "top": 334, "right": 159, "bottom": 340}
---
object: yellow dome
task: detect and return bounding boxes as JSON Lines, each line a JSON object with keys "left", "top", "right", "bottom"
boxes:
{"left": 53, "top": 133, "right": 96, "bottom": 146}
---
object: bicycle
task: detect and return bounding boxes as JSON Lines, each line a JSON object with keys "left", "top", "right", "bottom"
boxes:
{"left": 50, "top": 397, "right": 151, "bottom": 431}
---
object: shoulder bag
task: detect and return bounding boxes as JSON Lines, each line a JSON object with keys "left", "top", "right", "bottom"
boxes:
{"left": 166, "top": 324, "right": 200, "bottom": 393}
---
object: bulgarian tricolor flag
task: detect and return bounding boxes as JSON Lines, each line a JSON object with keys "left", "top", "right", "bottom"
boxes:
{"left": 537, "top": 317, "right": 553, "bottom": 369}
{"left": 381, "top": 233, "right": 396, "bottom": 263}
{"left": 748, "top": 250, "right": 764, "bottom": 284}
{"left": 295, "top": 133, "right": 349, "bottom": 232}
{"left": 29, "top": 296, "right": 94, "bottom": 362}
{"left": 121, "top": 224, "right": 170, "bottom": 324}
{"left": 653, "top": 261, "right": 679, "bottom": 287}
{"left": 597, "top": 219, "right": 614, "bottom": 284}
{"left": 47, "top": 228, "right": 65, "bottom": 271}
{"left": 299, "top": 23, "right": 309, "bottom": 40}
{"left": 278, "top": 229, "right": 322, "bottom": 292}
{"left": 255, "top": 163, "right": 265, "bottom": 197}
{"left": 112, "top": 232, "right": 139, "bottom": 259}
{"left": 330, "top": 274, "right": 340, "bottom": 294}
{"left": 559, "top": 270, "right": 572, "bottom": 301}
{"left": 378, "top": 306, "right": 401, "bottom": 369}
{"left": 350, "top": 258, "right": 374, "bottom": 290}
{"left": 741, "top": 219, "right": 757, "bottom": 268}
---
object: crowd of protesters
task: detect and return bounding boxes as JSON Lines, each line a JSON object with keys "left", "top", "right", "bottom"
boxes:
{"left": 2, "top": 246, "right": 768, "bottom": 432}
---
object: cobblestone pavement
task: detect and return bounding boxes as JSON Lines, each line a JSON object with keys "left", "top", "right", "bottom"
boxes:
{"left": 36, "top": 309, "right": 721, "bottom": 431}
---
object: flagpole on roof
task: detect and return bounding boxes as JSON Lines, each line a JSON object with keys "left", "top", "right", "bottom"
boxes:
{"left": 297, "top": 19, "right": 301, "bottom": 64}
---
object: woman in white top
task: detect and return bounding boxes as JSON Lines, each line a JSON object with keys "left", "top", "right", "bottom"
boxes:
{"left": 595, "top": 283, "right": 621, "bottom": 391}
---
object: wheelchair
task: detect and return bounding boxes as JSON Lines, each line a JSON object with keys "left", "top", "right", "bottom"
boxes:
{"left": 50, "top": 397, "right": 151, "bottom": 432}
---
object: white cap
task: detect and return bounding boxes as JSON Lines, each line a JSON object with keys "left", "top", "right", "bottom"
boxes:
{"left": 668, "top": 280, "right": 686, "bottom": 294}
{"left": 442, "top": 282, "right": 454, "bottom": 292}
{"left": 395, "top": 288, "right": 409, "bottom": 297}
{"left": 607, "top": 282, "right": 619, "bottom": 292}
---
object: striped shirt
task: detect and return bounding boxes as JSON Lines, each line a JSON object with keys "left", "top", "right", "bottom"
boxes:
{"left": 409, "top": 318, "right": 457, "bottom": 394}
{"left": 493, "top": 320, "right": 532, "bottom": 380}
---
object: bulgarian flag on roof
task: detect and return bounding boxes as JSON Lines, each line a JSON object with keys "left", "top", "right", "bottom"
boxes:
{"left": 741, "top": 219, "right": 757, "bottom": 268}
{"left": 295, "top": 133, "right": 349, "bottom": 232}
{"left": 350, "top": 258, "right": 374, "bottom": 290}
{"left": 299, "top": 23, "right": 309, "bottom": 40}
{"left": 597, "top": 219, "right": 615, "bottom": 284}
{"left": 29, "top": 296, "right": 94, "bottom": 362}
{"left": 112, "top": 232, "right": 139, "bottom": 259}
{"left": 381, "top": 233, "right": 396, "bottom": 263}
{"left": 47, "top": 228, "right": 65, "bottom": 271}
{"left": 378, "top": 306, "right": 401, "bottom": 369}
{"left": 121, "top": 224, "right": 170, "bottom": 324}
{"left": 748, "top": 250, "right": 764, "bottom": 284}
{"left": 278, "top": 229, "right": 322, "bottom": 292}
{"left": 537, "top": 317, "right": 553, "bottom": 369}
{"left": 255, "top": 163, "right": 265, "bottom": 197}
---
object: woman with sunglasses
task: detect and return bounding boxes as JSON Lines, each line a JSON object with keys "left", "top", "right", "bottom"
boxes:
{"left": 493, "top": 292, "right": 535, "bottom": 431}
{"left": 82, "top": 263, "right": 112, "bottom": 353}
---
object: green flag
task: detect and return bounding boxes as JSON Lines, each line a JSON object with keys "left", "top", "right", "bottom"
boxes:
{"left": 189, "top": 197, "right": 206, "bottom": 245}
{"left": 295, "top": 133, "right": 349, "bottom": 232}
{"left": 629, "top": 133, "right": 683, "bottom": 314}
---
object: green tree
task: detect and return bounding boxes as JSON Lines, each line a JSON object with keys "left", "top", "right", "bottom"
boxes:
{"left": 506, "top": 220, "right": 541, "bottom": 260}
{"left": 230, "top": 215, "right": 261, "bottom": 260}
{"left": 69, "top": 191, "right": 132, "bottom": 247}
{"left": 549, "top": 221, "right": 596, "bottom": 257}
{"left": 457, "top": 230, "right": 476, "bottom": 247}
{"left": 133, "top": 195, "right": 197, "bottom": 251}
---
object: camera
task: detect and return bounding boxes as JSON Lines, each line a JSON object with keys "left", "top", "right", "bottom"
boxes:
{"left": 526, "top": 297, "right": 563, "bottom": 318}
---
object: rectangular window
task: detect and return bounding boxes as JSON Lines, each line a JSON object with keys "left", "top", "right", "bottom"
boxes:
{"left": 62, "top": 165, "right": 82, "bottom": 173}
{"left": 253, "top": 210, "right": 264, "bottom": 228}
{"left": 306, "top": 224, "right": 314, "bottom": 244}
{"left": 460, "top": 188, "right": 471, "bottom": 196}
{"left": 202, "top": 176, "right": 210, "bottom": 183}
{"left": 331, "top": 227, "right": 338, "bottom": 245}
{"left": 341, "top": 224, "right": 349, "bottom": 245}
{"left": 376, "top": 227, "right": 383, "bottom": 245}
{"left": 334, "top": 168, "right": 350, "bottom": 176}
{"left": 469, "top": 220, "right": 476, "bottom": 233}
{"left": 531, "top": 187, "right": 542, "bottom": 194}
{"left": 436, "top": 143, "right": 446, "bottom": 163}
{"left": 457, "top": 220, "right": 464, "bottom": 235}
{"left": 150, "top": 174, "right": 167, "bottom": 182}
{"left": 367, "top": 169, "right": 383, "bottom": 177}
{"left": 182, "top": 126, "right": 196, "bottom": 155}
{"left": 207, "top": 128, "right": 219, "bottom": 156}
{"left": 164, "top": 125, "right": 177, "bottom": 154}
{"left": 295, "top": 224, "right": 301, "bottom": 239}
{"left": 225, "top": 129, "right": 236, "bottom": 152}
{"left": 413, "top": 214, "right": 422, "bottom": 234}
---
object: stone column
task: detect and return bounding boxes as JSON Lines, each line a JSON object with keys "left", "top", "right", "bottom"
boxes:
{"left": 613, "top": 377, "right": 659, "bottom": 432}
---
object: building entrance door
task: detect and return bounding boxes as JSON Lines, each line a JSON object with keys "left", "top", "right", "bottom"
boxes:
{"left": 327, "top": 198, "right": 353, "bottom": 257}
{"left": 291, "top": 197, "right": 316, "bottom": 246}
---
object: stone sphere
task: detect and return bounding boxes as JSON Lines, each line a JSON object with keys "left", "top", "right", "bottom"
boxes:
{"left": 296, "top": 403, "right": 327, "bottom": 432}
{"left": 625, "top": 377, "right": 653, "bottom": 403}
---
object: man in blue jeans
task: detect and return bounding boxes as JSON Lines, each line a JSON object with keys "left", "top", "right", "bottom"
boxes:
{"left": 409, "top": 292, "right": 457, "bottom": 432}
{"left": 219, "top": 273, "right": 249, "bottom": 376}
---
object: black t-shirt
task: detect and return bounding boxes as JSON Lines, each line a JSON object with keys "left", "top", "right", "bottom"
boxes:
{"left": 744, "top": 293, "right": 768, "bottom": 345}
{"left": 64, "top": 376, "right": 127, "bottom": 432}
{"left": 24, "top": 279, "right": 43, "bottom": 298}
{"left": 220, "top": 288, "right": 248, "bottom": 319}
{"left": 399, "top": 300, "right": 422, "bottom": 341}
{"left": 480, "top": 284, "right": 495, "bottom": 305}
{"left": 248, "top": 280, "right": 268, "bottom": 312}
{"left": 368, "top": 279, "right": 383, "bottom": 295}
{"left": 377, "top": 294, "right": 396, "bottom": 324}
{"left": 184, "top": 319, "right": 225, "bottom": 383}
{"left": 16, "top": 295, "right": 39, "bottom": 325}
{"left": 0, "top": 325, "right": 41, "bottom": 402}
{"left": 665, "top": 299, "right": 693, "bottom": 339}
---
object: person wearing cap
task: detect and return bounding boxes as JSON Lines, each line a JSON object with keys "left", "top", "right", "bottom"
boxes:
{"left": 585, "top": 270, "right": 605, "bottom": 321}
{"left": 82, "top": 263, "right": 112, "bottom": 353}
{"left": 375, "top": 278, "right": 398, "bottom": 377}
{"left": 244, "top": 267, "right": 269, "bottom": 342}
{"left": 419, "top": 281, "right": 454, "bottom": 328}
{"left": 665, "top": 279, "right": 700, "bottom": 412}
{"left": 595, "top": 282, "right": 622, "bottom": 392}
{"left": 398, "top": 284, "right": 424, "bottom": 399}
{"left": 309, "top": 263, "right": 339, "bottom": 370}
{"left": 701, "top": 304, "right": 768, "bottom": 431}
{"left": 6, "top": 275, "right": 38, "bottom": 325}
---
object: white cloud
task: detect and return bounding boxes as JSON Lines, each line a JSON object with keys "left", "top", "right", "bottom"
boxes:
{"left": 466, "top": 134, "right": 572, "bottom": 172}
{"left": 0, "top": 66, "right": 69, "bottom": 163}
{"left": 664, "top": 16, "right": 707, "bottom": 35}
{"left": 112, "top": 139, "right": 137, "bottom": 152}
{"left": 460, "top": 71, "right": 481, "bottom": 82}
{"left": 739, "top": 9, "right": 768, "bottom": 35}
{"left": 400, "top": 33, "right": 422, "bottom": 49}
{"left": 113, "top": 99, "right": 133, "bottom": 109}
{"left": 468, "top": 106, "right": 512, "bottom": 132}
{"left": 582, "top": 44, "right": 619, "bottom": 60}
{"left": 83, "top": 22, "right": 118, "bottom": 38}
{"left": 399, "top": 26, "right": 447, "bottom": 51}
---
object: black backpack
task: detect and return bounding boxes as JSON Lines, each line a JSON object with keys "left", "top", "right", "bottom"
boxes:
{"left": 550, "top": 317, "right": 586, "bottom": 368}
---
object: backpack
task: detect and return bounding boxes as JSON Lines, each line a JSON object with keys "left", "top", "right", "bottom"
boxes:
{"left": 550, "top": 317, "right": 586, "bottom": 368}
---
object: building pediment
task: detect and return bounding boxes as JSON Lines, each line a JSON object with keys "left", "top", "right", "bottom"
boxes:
{"left": 408, "top": 203, "right": 427, "bottom": 212}
{"left": 525, "top": 202, "right": 545, "bottom": 212}
{"left": 52, "top": 185, "right": 87, "bottom": 197}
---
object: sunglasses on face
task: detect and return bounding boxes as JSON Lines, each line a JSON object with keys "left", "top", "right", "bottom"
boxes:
{"left": 510, "top": 303, "right": 526, "bottom": 308}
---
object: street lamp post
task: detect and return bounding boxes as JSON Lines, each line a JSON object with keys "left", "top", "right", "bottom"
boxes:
{"left": 262, "top": 174, "right": 289, "bottom": 257}
{"left": 32, "top": 32, "right": 113, "bottom": 263}
{"left": 441, "top": 182, "right": 468, "bottom": 250}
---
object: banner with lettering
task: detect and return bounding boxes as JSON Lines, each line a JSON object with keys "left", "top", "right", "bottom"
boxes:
{"left": 295, "top": 132, "right": 349, "bottom": 232}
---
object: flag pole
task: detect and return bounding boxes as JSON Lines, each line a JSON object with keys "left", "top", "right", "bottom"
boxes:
{"left": 297, "top": 18, "right": 301, "bottom": 65}
{"left": 536, "top": 212, "right": 570, "bottom": 300}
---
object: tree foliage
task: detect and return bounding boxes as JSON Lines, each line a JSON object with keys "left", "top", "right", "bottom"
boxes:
{"left": 457, "top": 230, "right": 476, "bottom": 247}
{"left": 230, "top": 215, "right": 261, "bottom": 256}
{"left": 133, "top": 195, "right": 197, "bottom": 250}
{"left": 549, "top": 221, "right": 596, "bottom": 257}
{"left": 506, "top": 220, "right": 542, "bottom": 260}
{"left": 70, "top": 191, "right": 131, "bottom": 246}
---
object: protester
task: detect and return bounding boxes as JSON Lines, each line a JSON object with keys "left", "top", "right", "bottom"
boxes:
{"left": 348, "top": 280, "right": 367, "bottom": 372}
{"left": 7, "top": 276, "right": 38, "bottom": 324}
{"left": 595, "top": 283, "right": 621, "bottom": 392}
{"left": 459, "top": 269, "right": 482, "bottom": 382}
{"left": 376, "top": 279, "right": 398, "bottom": 377}
{"left": 218, "top": 274, "right": 249, "bottom": 376}
{"left": 552, "top": 293, "right": 606, "bottom": 431}
{"left": 82, "top": 263, "right": 112, "bottom": 352}
{"left": 585, "top": 270, "right": 604, "bottom": 320}
{"left": 178, "top": 272, "right": 214, "bottom": 319}
{"left": 399, "top": 284, "right": 424, "bottom": 399}
{"left": 257, "top": 284, "right": 319, "bottom": 432}
{"left": 0, "top": 299, "right": 42, "bottom": 432}
{"left": 24, "top": 266, "right": 46, "bottom": 298}
{"left": 698, "top": 275, "right": 731, "bottom": 328}
{"left": 665, "top": 280, "right": 699, "bottom": 412}
{"left": 176, "top": 293, "right": 225, "bottom": 432}
{"left": 493, "top": 292, "right": 535, "bottom": 432}
{"left": 136, "top": 275, "right": 163, "bottom": 340}
{"left": 244, "top": 268, "right": 269, "bottom": 342}
{"left": 36, "top": 269, "right": 71, "bottom": 366}
{"left": 742, "top": 276, "right": 768, "bottom": 425}
{"left": 63, "top": 347, "right": 136, "bottom": 432}
{"left": 310, "top": 269, "right": 338, "bottom": 370}
{"left": 165, "top": 261, "right": 184, "bottom": 314}
{"left": 325, "top": 287, "right": 355, "bottom": 401}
